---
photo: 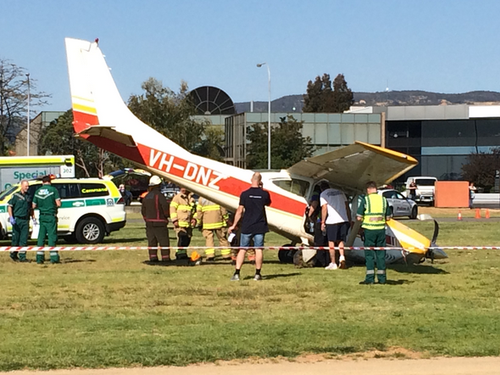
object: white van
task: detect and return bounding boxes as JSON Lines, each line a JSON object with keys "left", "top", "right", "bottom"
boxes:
{"left": 403, "top": 176, "right": 438, "bottom": 205}
{"left": 0, "top": 178, "right": 126, "bottom": 244}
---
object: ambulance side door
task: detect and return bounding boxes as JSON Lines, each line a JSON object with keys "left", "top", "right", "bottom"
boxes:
{"left": 52, "top": 183, "right": 80, "bottom": 234}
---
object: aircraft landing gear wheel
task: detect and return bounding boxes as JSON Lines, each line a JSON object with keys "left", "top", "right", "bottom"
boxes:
{"left": 278, "top": 243, "right": 296, "bottom": 264}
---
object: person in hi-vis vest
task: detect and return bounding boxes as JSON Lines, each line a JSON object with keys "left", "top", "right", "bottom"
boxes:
{"left": 356, "top": 181, "right": 392, "bottom": 285}
{"left": 197, "top": 197, "right": 231, "bottom": 261}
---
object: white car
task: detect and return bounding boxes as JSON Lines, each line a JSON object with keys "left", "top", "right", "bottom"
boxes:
{"left": 378, "top": 189, "right": 418, "bottom": 219}
{"left": 0, "top": 178, "right": 126, "bottom": 244}
{"left": 403, "top": 176, "right": 437, "bottom": 205}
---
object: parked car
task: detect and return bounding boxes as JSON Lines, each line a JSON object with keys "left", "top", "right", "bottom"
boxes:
{"left": 402, "top": 176, "right": 437, "bottom": 205}
{"left": 138, "top": 182, "right": 180, "bottom": 204}
{"left": 378, "top": 189, "right": 418, "bottom": 219}
{"left": 104, "top": 168, "right": 151, "bottom": 200}
{"left": 0, "top": 177, "right": 126, "bottom": 244}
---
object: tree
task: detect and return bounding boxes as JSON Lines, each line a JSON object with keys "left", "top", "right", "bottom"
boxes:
{"left": 128, "top": 78, "right": 210, "bottom": 153}
{"left": 246, "top": 115, "right": 315, "bottom": 169}
{"left": 0, "top": 59, "right": 50, "bottom": 155}
{"left": 303, "top": 73, "right": 353, "bottom": 113}
{"left": 192, "top": 126, "right": 225, "bottom": 161}
{"left": 303, "top": 74, "right": 331, "bottom": 112}
{"left": 39, "top": 110, "right": 125, "bottom": 177}
{"left": 461, "top": 148, "right": 500, "bottom": 192}
{"left": 330, "top": 74, "right": 354, "bottom": 112}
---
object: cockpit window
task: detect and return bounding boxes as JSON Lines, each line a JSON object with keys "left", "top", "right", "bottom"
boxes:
{"left": 272, "top": 179, "right": 310, "bottom": 197}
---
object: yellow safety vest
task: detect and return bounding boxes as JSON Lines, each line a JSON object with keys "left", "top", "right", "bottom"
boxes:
{"left": 361, "top": 193, "right": 387, "bottom": 230}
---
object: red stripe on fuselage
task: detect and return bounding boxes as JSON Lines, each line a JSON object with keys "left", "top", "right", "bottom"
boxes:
{"left": 73, "top": 111, "right": 306, "bottom": 218}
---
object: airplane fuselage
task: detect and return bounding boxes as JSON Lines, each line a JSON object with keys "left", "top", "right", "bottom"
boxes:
{"left": 66, "top": 37, "right": 446, "bottom": 264}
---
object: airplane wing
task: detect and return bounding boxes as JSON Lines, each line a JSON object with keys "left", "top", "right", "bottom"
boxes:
{"left": 287, "top": 141, "right": 417, "bottom": 193}
{"left": 76, "top": 125, "right": 137, "bottom": 148}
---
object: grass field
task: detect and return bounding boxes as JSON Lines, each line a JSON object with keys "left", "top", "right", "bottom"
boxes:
{"left": 0, "top": 211, "right": 499, "bottom": 371}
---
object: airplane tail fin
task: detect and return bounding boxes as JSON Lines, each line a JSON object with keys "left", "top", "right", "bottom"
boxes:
{"left": 65, "top": 38, "right": 144, "bottom": 136}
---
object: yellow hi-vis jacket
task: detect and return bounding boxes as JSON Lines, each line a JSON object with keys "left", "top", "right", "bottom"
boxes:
{"left": 196, "top": 197, "right": 229, "bottom": 230}
{"left": 170, "top": 192, "right": 198, "bottom": 228}
{"left": 360, "top": 193, "right": 388, "bottom": 230}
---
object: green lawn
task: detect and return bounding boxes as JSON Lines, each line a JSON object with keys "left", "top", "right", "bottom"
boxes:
{"left": 0, "top": 217, "right": 499, "bottom": 370}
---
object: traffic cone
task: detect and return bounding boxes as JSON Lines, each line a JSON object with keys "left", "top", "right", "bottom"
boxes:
{"left": 457, "top": 210, "right": 462, "bottom": 221}
{"left": 475, "top": 208, "right": 481, "bottom": 219}
{"left": 486, "top": 209, "right": 490, "bottom": 219}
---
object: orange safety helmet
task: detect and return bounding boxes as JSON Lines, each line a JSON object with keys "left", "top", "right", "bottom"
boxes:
{"left": 190, "top": 251, "right": 200, "bottom": 262}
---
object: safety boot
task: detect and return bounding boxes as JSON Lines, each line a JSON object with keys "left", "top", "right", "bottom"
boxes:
{"left": 175, "top": 251, "right": 189, "bottom": 266}
{"left": 36, "top": 253, "right": 45, "bottom": 264}
{"left": 10, "top": 252, "right": 19, "bottom": 262}
{"left": 19, "top": 252, "right": 29, "bottom": 263}
{"left": 50, "top": 251, "right": 60, "bottom": 264}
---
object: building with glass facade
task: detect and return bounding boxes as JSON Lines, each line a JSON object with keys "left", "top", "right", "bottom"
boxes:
{"left": 224, "top": 112, "right": 382, "bottom": 168}
{"left": 385, "top": 105, "right": 500, "bottom": 182}
{"left": 15, "top": 111, "right": 65, "bottom": 156}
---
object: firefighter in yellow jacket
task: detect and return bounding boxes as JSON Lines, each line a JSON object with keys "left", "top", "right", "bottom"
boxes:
{"left": 197, "top": 197, "right": 231, "bottom": 261}
{"left": 170, "top": 187, "right": 198, "bottom": 261}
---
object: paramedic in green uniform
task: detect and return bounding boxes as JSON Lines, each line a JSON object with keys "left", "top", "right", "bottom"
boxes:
{"left": 8, "top": 179, "right": 33, "bottom": 262}
{"left": 32, "top": 176, "right": 61, "bottom": 264}
{"left": 356, "top": 181, "right": 392, "bottom": 285}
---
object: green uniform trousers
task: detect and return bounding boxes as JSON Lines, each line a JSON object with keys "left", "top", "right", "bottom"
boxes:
{"left": 363, "top": 228, "right": 387, "bottom": 284}
{"left": 11, "top": 217, "right": 29, "bottom": 261}
{"left": 37, "top": 214, "right": 58, "bottom": 246}
{"left": 37, "top": 214, "right": 59, "bottom": 264}
{"left": 12, "top": 218, "right": 29, "bottom": 246}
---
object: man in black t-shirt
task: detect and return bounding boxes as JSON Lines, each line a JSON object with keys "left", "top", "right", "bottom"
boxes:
{"left": 228, "top": 172, "right": 271, "bottom": 281}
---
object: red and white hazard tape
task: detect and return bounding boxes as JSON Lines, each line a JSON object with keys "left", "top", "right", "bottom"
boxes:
{"left": 2, "top": 245, "right": 500, "bottom": 252}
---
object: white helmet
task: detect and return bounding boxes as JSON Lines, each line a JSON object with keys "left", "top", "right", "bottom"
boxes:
{"left": 149, "top": 175, "right": 162, "bottom": 186}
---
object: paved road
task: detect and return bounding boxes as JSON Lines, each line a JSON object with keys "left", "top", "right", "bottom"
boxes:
{"left": 7, "top": 357, "right": 500, "bottom": 375}
{"left": 433, "top": 217, "right": 500, "bottom": 222}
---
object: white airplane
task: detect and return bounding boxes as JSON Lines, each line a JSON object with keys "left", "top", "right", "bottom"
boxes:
{"left": 65, "top": 38, "right": 447, "bottom": 265}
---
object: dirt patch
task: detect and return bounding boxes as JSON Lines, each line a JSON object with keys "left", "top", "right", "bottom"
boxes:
{"left": 211, "top": 347, "right": 424, "bottom": 366}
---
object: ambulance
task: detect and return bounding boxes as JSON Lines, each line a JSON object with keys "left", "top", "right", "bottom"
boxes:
{"left": 0, "top": 177, "right": 126, "bottom": 244}
{"left": 0, "top": 155, "right": 75, "bottom": 192}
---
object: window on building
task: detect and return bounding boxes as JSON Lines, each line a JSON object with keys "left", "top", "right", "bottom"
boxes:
{"left": 476, "top": 119, "right": 500, "bottom": 146}
{"left": 422, "top": 120, "right": 475, "bottom": 147}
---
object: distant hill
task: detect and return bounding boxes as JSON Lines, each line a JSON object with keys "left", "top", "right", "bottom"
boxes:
{"left": 234, "top": 90, "right": 500, "bottom": 113}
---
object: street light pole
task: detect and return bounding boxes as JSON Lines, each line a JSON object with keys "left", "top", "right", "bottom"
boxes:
{"left": 26, "top": 73, "right": 30, "bottom": 156}
{"left": 257, "top": 62, "right": 271, "bottom": 170}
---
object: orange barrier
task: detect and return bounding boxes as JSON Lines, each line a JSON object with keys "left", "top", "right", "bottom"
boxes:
{"left": 486, "top": 209, "right": 490, "bottom": 219}
{"left": 435, "top": 181, "right": 469, "bottom": 208}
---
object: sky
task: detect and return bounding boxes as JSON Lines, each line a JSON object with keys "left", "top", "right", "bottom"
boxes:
{"left": 2, "top": 0, "right": 500, "bottom": 113}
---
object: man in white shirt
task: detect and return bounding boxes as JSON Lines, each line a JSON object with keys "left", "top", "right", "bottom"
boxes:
{"left": 320, "top": 181, "right": 352, "bottom": 270}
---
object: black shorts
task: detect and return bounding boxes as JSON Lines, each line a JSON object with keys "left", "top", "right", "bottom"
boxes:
{"left": 326, "top": 222, "right": 349, "bottom": 243}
